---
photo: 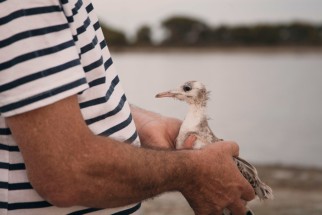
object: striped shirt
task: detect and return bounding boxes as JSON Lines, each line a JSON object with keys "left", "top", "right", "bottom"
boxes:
{"left": 0, "top": 0, "right": 141, "bottom": 214}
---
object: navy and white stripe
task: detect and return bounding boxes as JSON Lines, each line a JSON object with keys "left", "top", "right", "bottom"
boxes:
{"left": 0, "top": 0, "right": 140, "bottom": 214}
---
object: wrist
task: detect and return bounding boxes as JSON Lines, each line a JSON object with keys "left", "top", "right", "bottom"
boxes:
{"left": 172, "top": 150, "right": 198, "bottom": 193}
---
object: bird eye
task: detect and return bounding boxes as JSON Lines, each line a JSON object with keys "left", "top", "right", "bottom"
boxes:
{"left": 183, "top": 85, "right": 192, "bottom": 92}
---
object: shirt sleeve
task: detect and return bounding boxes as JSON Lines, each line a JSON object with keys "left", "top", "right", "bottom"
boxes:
{"left": 0, "top": 0, "right": 89, "bottom": 117}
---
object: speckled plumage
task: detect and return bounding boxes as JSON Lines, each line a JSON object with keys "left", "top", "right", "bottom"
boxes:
{"left": 156, "top": 81, "right": 273, "bottom": 215}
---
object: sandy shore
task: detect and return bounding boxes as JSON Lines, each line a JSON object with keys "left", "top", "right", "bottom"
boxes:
{"left": 141, "top": 165, "right": 322, "bottom": 215}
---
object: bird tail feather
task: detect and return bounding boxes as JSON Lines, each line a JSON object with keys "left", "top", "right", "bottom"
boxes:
{"left": 256, "top": 181, "right": 274, "bottom": 200}
{"left": 234, "top": 157, "right": 274, "bottom": 200}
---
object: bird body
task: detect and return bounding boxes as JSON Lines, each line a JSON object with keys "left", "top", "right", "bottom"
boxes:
{"left": 176, "top": 104, "right": 220, "bottom": 149}
{"left": 156, "top": 81, "right": 273, "bottom": 214}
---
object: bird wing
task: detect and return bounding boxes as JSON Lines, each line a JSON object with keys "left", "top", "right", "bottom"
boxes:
{"left": 235, "top": 156, "right": 258, "bottom": 176}
{"left": 196, "top": 120, "right": 222, "bottom": 144}
{"left": 234, "top": 157, "right": 274, "bottom": 200}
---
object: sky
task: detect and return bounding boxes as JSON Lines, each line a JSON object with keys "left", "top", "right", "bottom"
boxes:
{"left": 91, "top": 0, "right": 322, "bottom": 39}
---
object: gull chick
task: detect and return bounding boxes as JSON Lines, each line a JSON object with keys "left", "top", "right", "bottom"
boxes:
{"left": 156, "top": 81, "right": 273, "bottom": 213}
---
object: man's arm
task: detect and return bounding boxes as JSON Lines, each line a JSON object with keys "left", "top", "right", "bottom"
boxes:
{"left": 6, "top": 95, "right": 254, "bottom": 214}
{"left": 6, "top": 96, "right": 187, "bottom": 208}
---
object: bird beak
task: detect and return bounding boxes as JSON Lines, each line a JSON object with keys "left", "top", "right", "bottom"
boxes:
{"left": 155, "top": 90, "right": 180, "bottom": 98}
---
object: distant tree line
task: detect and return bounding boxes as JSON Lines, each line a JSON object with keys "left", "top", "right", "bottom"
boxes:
{"left": 100, "top": 15, "right": 322, "bottom": 48}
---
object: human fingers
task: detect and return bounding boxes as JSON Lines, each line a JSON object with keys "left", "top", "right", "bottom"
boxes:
{"left": 227, "top": 199, "right": 247, "bottom": 215}
{"left": 240, "top": 179, "right": 256, "bottom": 201}
{"left": 182, "top": 134, "right": 197, "bottom": 149}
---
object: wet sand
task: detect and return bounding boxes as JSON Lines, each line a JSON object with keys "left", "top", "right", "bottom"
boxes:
{"left": 142, "top": 165, "right": 322, "bottom": 215}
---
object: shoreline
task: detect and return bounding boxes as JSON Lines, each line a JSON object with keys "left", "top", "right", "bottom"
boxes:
{"left": 110, "top": 46, "right": 322, "bottom": 54}
{"left": 251, "top": 164, "right": 322, "bottom": 191}
{"left": 142, "top": 164, "right": 322, "bottom": 215}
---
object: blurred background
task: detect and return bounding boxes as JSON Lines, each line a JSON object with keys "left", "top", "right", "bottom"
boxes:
{"left": 92, "top": 0, "right": 322, "bottom": 214}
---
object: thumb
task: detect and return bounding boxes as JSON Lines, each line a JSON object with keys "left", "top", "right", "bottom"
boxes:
{"left": 182, "top": 134, "right": 197, "bottom": 149}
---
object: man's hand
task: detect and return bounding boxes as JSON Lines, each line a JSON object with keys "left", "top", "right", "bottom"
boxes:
{"left": 131, "top": 106, "right": 255, "bottom": 214}
{"left": 182, "top": 141, "right": 255, "bottom": 215}
{"left": 131, "top": 105, "right": 181, "bottom": 149}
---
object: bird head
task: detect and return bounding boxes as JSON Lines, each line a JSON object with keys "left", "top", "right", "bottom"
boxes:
{"left": 155, "top": 81, "right": 209, "bottom": 106}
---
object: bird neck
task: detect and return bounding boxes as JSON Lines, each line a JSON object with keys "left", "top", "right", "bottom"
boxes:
{"left": 185, "top": 104, "right": 207, "bottom": 124}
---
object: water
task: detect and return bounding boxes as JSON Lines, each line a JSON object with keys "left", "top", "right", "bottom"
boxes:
{"left": 113, "top": 50, "right": 322, "bottom": 168}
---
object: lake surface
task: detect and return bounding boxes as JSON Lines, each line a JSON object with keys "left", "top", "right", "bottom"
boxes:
{"left": 113, "top": 50, "right": 322, "bottom": 168}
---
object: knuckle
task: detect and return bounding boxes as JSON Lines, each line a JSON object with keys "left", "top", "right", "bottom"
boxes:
{"left": 222, "top": 142, "right": 239, "bottom": 152}
{"left": 231, "top": 142, "right": 239, "bottom": 151}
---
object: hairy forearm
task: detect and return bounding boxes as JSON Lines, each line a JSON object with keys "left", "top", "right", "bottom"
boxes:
{"left": 73, "top": 135, "right": 192, "bottom": 208}
{"left": 6, "top": 97, "right": 190, "bottom": 209}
